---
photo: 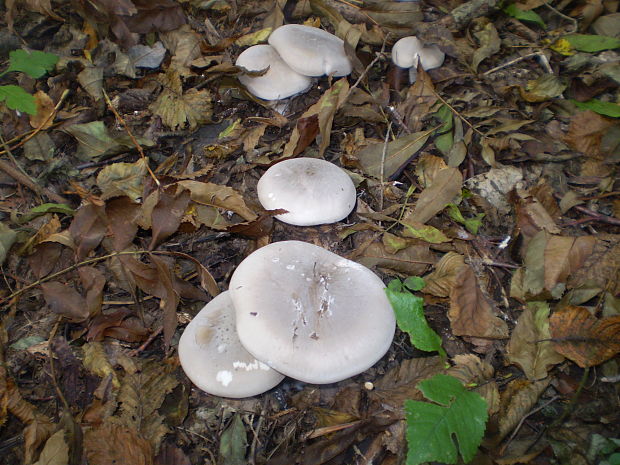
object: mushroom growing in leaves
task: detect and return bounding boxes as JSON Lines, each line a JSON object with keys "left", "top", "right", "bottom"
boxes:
{"left": 235, "top": 44, "right": 312, "bottom": 101}
{"left": 392, "top": 36, "right": 445, "bottom": 82}
{"left": 268, "top": 24, "right": 352, "bottom": 77}
{"left": 178, "top": 291, "right": 285, "bottom": 398}
{"left": 229, "top": 241, "right": 396, "bottom": 384}
{"left": 257, "top": 158, "right": 357, "bottom": 226}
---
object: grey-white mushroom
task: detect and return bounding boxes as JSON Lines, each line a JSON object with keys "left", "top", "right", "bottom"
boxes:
{"left": 229, "top": 241, "right": 396, "bottom": 384}
{"left": 392, "top": 36, "right": 445, "bottom": 82}
{"left": 178, "top": 291, "right": 285, "bottom": 398}
{"left": 257, "top": 158, "right": 357, "bottom": 226}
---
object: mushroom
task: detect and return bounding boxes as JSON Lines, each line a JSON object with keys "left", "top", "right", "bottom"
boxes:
{"left": 257, "top": 158, "right": 357, "bottom": 226}
{"left": 178, "top": 291, "right": 285, "bottom": 398}
{"left": 229, "top": 241, "right": 396, "bottom": 384}
{"left": 391, "top": 36, "right": 445, "bottom": 82}
{"left": 235, "top": 44, "right": 312, "bottom": 101}
{"left": 268, "top": 24, "right": 352, "bottom": 77}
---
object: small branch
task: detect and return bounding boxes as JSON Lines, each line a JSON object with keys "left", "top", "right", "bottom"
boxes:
{"left": 541, "top": 0, "right": 578, "bottom": 32}
{"left": 127, "top": 326, "right": 163, "bottom": 357}
{"left": 0, "top": 157, "right": 68, "bottom": 204}
{"left": 483, "top": 51, "right": 551, "bottom": 76}
{"left": 429, "top": 87, "right": 485, "bottom": 138}
{"left": 102, "top": 88, "right": 160, "bottom": 187}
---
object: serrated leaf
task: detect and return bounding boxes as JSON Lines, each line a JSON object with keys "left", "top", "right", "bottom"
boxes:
{"left": 572, "top": 99, "right": 620, "bottom": 118}
{"left": 405, "top": 374, "right": 488, "bottom": 465}
{"left": 0, "top": 85, "right": 37, "bottom": 114}
{"left": 503, "top": 4, "right": 546, "bottom": 28}
{"left": 386, "top": 282, "right": 445, "bottom": 356}
{"left": 7, "top": 49, "right": 58, "bottom": 78}
{"left": 563, "top": 34, "right": 620, "bottom": 52}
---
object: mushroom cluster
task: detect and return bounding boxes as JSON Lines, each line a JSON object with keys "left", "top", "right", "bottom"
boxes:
{"left": 235, "top": 24, "right": 352, "bottom": 101}
{"left": 391, "top": 36, "right": 445, "bottom": 83}
{"left": 179, "top": 241, "right": 396, "bottom": 397}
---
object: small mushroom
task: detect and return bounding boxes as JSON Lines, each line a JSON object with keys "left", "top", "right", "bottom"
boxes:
{"left": 229, "top": 241, "right": 396, "bottom": 384}
{"left": 178, "top": 291, "right": 285, "bottom": 398}
{"left": 257, "top": 158, "right": 356, "bottom": 226}
{"left": 391, "top": 36, "right": 445, "bottom": 82}
{"left": 235, "top": 44, "right": 312, "bottom": 101}
{"left": 268, "top": 24, "right": 352, "bottom": 77}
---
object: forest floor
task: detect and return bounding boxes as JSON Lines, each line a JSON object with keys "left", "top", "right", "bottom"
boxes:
{"left": 0, "top": 1, "right": 619, "bottom": 464}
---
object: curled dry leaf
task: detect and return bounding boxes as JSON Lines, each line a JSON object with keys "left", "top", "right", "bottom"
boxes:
{"left": 448, "top": 265, "right": 509, "bottom": 339}
{"left": 356, "top": 241, "right": 435, "bottom": 276}
{"left": 29, "top": 91, "right": 54, "bottom": 130}
{"left": 506, "top": 302, "right": 565, "bottom": 380}
{"left": 422, "top": 252, "right": 465, "bottom": 297}
{"left": 178, "top": 180, "right": 257, "bottom": 222}
{"left": 550, "top": 305, "right": 620, "bottom": 368}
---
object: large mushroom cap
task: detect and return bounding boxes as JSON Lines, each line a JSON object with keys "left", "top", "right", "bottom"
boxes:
{"left": 257, "top": 157, "right": 356, "bottom": 226}
{"left": 178, "top": 291, "right": 285, "bottom": 398}
{"left": 235, "top": 44, "right": 312, "bottom": 101}
{"left": 268, "top": 24, "right": 352, "bottom": 77}
{"left": 392, "top": 36, "right": 445, "bottom": 70}
{"left": 229, "top": 241, "right": 396, "bottom": 384}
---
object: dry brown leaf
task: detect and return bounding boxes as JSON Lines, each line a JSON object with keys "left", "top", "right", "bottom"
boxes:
{"left": 27, "top": 243, "right": 62, "bottom": 279}
{"left": 149, "top": 188, "right": 191, "bottom": 249}
{"left": 543, "top": 234, "right": 596, "bottom": 291}
{"left": 78, "top": 266, "right": 106, "bottom": 318}
{"left": 68, "top": 203, "right": 107, "bottom": 260}
{"left": 97, "top": 159, "right": 148, "bottom": 202}
{"left": 84, "top": 423, "right": 153, "bottom": 465}
{"left": 568, "top": 234, "right": 620, "bottom": 295}
{"left": 6, "top": 0, "right": 63, "bottom": 32}
{"left": 497, "top": 378, "right": 550, "bottom": 442}
{"left": 471, "top": 20, "right": 501, "bottom": 72}
{"left": 550, "top": 305, "right": 620, "bottom": 368}
{"left": 29, "top": 91, "right": 55, "bottom": 130}
{"left": 356, "top": 129, "right": 434, "bottom": 180}
{"left": 32, "top": 429, "right": 69, "bottom": 465}
{"left": 158, "top": 24, "right": 201, "bottom": 76}
{"left": 564, "top": 110, "right": 615, "bottom": 159}
{"left": 83, "top": 342, "right": 120, "bottom": 388}
{"left": 41, "top": 282, "right": 89, "bottom": 322}
{"left": 506, "top": 302, "right": 564, "bottom": 380}
{"left": 512, "top": 188, "right": 561, "bottom": 247}
{"left": 422, "top": 252, "right": 466, "bottom": 297}
{"left": 415, "top": 154, "right": 448, "bottom": 189}
{"left": 448, "top": 354, "right": 499, "bottom": 415}
{"left": 356, "top": 241, "right": 435, "bottom": 276}
{"left": 449, "top": 265, "right": 509, "bottom": 339}
{"left": 369, "top": 356, "right": 445, "bottom": 415}
{"left": 411, "top": 167, "right": 463, "bottom": 224}
{"left": 105, "top": 197, "right": 141, "bottom": 251}
{"left": 178, "top": 180, "right": 257, "bottom": 222}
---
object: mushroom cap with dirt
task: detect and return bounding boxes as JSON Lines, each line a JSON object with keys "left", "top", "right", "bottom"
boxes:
{"left": 178, "top": 291, "right": 285, "bottom": 398}
{"left": 268, "top": 24, "right": 352, "bottom": 77}
{"left": 229, "top": 241, "right": 396, "bottom": 384}
{"left": 235, "top": 44, "right": 313, "bottom": 101}
{"left": 257, "top": 157, "right": 357, "bottom": 226}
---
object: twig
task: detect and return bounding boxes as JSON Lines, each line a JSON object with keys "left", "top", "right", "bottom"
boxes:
{"left": 429, "top": 87, "right": 485, "bottom": 138}
{"left": 102, "top": 88, "right": 160, "bottom": 187}
{"left": 556, "top": 194, "right": 620, "bottom": 226}
{"left": 379, "top": 122, "right": 393, "bottom": 213}
{"left": 499, "top": 395, "right": 561, "bottom": 455}
{"left": 483, "top": 51, "right": 551, "bottom": 76}
{"left": 0, "top": 155, "right": 69, "bottom": 204}
{"left": 127, "top": 326, "right": 163, "bottom": 357}
{"left": 47, "top": 316, "right": 70, "bottom": 410}
{"left": 552, "top": 367, "right": 590, "bottom": 427}
{"left": 540, "top": 0, "right": 578, "bottom": 32}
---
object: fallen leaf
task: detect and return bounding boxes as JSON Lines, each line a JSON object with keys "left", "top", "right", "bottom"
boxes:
{"left": 568, "top": 234, "right": 620, "bottom": 295}
{"left": 68, "top": 203, "right": 107, "bottom": 260}
{"left": 496, "top": 378, "right": 550, "bottom": 443}
{"left": 97, "top": 159, "right": 148, "bottom": 201}
{"left": 423, "top": 252, "right": 466, "bottom": 297}
{"left": 507, "top": 302, "right": 565, "bottom": 380}
{"left": 356, "top": 241, "right": 435, "bottom": 276}
{"left": 471, "top": 20, "right": 501, "bottom": 72}
{"left": 105, "top": 197, "right": 141, "bottom": 251}
{"left": 149, "top": 187, "right": 191, "bottom": 249}
{"left": 41, "top": 282, "right": 89, "bottom": 322}
{"left": 0, "top": 222, "right": 17, "bottom": 265}
{"left": 564, "top": 110, "right": 615, "bottom": 158}
{"left": 550, "top": 305, "right": 620, "bottom": 367}
{"left": 449, "top": 265, "right": 509, "bottom": 339}
{"left": 32, "top": 429, "right": 69, "bottom": 465}
{"left": 218, "top": 414, "right": 247, "bottom": 465}
{"left": 178, "top": 180, "right": 257, "bottom": 221}
{"left": 543, "top": 234, "right": 596, "bottom": 291}
{"left": 29, "top": 91, "right": 55, "bottom": 129}
{"left": 411, "top": 167, "right": 463, "bottom": 224}
{"left": 519, "top": 75, "right": 567, "bottom": 102}
{"left": 356, "top": 129, "right": 434, "bottom": 179}
{"left": 78, "top": 266, "right": 106, "bottom": 318}
{"left": 84, "top": 423, "right": 153, "bottom": 465}
{"left": 83, "top": 342, "right": 119, "bottom": 388}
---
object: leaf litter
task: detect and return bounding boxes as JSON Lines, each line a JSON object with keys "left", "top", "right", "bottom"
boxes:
{"left": 1, "top": 0, "right": 620, "bottom": 464}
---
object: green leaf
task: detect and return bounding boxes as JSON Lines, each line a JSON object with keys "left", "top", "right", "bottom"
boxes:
{"left": 503, "top": 4, "right": 546, "bottom": 28}
{"left": 402, "top": 222, "right": 451, "bottom": 243}
{"left": 434, "top": 104, "right": 454, "bottom": 155}
{"left": 446, "top": 204, "right": 485, "bottom": 234}
{"left": 6, "top": 49, "right": 59, "bottom": 79}
{"left": 18, "top": 203, "right": 75, "bottom": 223}
{"left": 572, "top": 99, "right": 620, "bottom": 118}
{"left": 404, "top": 276, "right": 425, "bottom": 292}
{"left": 0, "top": 85, "right": 37, "bottom": 114}
{"left": 218, "top": 414, "right": 247, "bottom": 465}
{"left": 386, "top": 282, "right": 445, "bottom": 356}
{"left": 563, "top": 34, "right": 620, "bottom": 52}
{"left": 405, "top": 374, "right": 488, "bottom": 465}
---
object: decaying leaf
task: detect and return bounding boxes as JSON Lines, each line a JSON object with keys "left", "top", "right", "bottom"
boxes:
{"left": 97, "top": 159, "right": 148, "bottom": 201}
{"left": 178, "top": 180, "right": 257, "bottom": 222}
{"left": 84, "top": 422, "right": 153, "bottom": 465}
{"left": 41, "top": 282, "right": 89, "bottom": 322}
{"left": 564, "top": 110, "right": 615, "bottom": 158}
{"left": 550, "top": 305, "right": 620, "bottom": 367}
{"left": 449, "top": 265, "right": 509, "bottom": 339}
{"left": 356, "top": 241, "right": 435, "bottom": 276}
{"left": 543, "top": 234, "right": 596, "bottom": 291}
{"left": 423, "top": 252, "right": 466, "bottom": 297}
{"left": 506, "top": 302, "right": 565, "bottom": 380}
{"left": 149, "top": 188, "right": 191, "bottom": 249}
{"left": 410, "top": 167, "right": 463, "bottom": 224}
{"left": 471, "top": 20, "right": 501, "bottom": 72}
{"left": 32, "top": 429, "right": 69, "bottom": 465}
{"left": 83, "top": 342, "right": 120, "bottom": 388}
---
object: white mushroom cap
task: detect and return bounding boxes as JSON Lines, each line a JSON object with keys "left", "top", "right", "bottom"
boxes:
{"left": 229, "top": 241, "right": 396, "bottom": 384}
{"left": 268, "top": 24, "right": 352, "bottom": 77}
{"left": 257, "top": 158, "right": 356, "bottom": 226}
{"left": 178, "top": 291, "right": 285, "bottom": 398}
{"left": 391, "top": 36, "right": 445, "bottom": 70}
{"left": 236, "top": 44, "right": 312, "bottom": 101}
